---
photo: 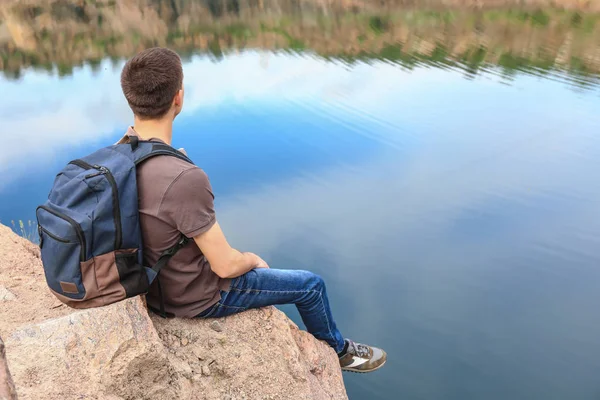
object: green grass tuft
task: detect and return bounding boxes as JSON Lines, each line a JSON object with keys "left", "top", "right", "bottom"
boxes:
{"left": 7, "top": 220, "right": 39, "bottom": 243}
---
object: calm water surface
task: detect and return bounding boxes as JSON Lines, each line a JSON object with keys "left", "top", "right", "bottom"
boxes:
{"left": 1, "top": 2, "right": 600, "bottom": 399}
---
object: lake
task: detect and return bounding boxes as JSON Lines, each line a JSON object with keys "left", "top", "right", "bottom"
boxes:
{"left": 1, "top": 1, "right": 600, "bottom": 399}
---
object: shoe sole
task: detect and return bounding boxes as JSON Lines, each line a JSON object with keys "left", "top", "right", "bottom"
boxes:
{"left": 341, "top": 359, "right": 387, "bottom": 374}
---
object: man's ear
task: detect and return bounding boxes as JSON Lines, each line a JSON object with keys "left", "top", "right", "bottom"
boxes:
{"left": 173, "top": 88, "right": 184, "bottom": 117}
{"left": 173, "top": 88, "right": 183, "bottom": 106}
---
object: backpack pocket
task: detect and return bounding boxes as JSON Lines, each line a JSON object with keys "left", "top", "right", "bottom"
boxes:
{"left": 115, "top": 249, "right": 150, "bottom": 298}
{"left": 73, "top": 249, "right": 149, "bottom": 307}
{"left": 36, "top": 205, "right": 90, "bottom": 300}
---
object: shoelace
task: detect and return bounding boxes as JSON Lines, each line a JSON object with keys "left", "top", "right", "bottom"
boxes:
{"left": 349, "top": 341, "right": 370, "bottom": 358}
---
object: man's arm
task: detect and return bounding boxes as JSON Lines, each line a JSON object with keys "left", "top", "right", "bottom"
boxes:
{"left": 194, "top": 221, "right": 269, "bottom": 279}
{"left": 159, "top": 166, "right": 267, "bottom": 278}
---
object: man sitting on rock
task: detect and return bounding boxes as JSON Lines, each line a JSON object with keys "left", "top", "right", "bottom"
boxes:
{"left": 117, "top": 47, "right": 387, "bottom": 373}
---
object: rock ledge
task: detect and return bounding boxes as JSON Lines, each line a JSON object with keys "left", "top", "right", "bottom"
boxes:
{"left": 0, "top": 224, "right": 347, "bottom": 400}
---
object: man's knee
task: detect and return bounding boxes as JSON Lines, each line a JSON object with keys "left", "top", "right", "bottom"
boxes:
{"left": 301, "top": 271, "right": 325, "bottom": 291}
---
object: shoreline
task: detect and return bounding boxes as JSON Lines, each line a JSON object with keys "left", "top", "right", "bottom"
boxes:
{"left": 1, "top": 2, "right": 599, "bottom": 79}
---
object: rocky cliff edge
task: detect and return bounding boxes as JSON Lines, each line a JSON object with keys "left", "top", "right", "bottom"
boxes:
{"left": 0, "top": 224, "right": 348, "bottom": 400}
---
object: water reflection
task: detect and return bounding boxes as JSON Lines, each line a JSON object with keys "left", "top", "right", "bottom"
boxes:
{"left": 2, "top": 1, "right": 600, "bottom": 400}
{"left": 1, "top": 0, "right": 599, "bottom": 86}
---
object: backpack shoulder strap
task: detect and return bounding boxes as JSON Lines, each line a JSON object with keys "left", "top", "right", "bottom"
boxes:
{"left": 119, "top": 138, "right": 194, "bottom": 319}
{"left": 128, "top": 137, "right": 195, "bottom": 166}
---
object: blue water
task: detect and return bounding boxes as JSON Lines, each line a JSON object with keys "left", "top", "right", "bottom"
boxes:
{"left": 2, "top": 52, "right": 600, "bottom": 399}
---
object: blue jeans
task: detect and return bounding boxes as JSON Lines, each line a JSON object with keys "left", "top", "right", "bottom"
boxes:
{"left": 196, "top": 268, "right": 346, "bottom": 353}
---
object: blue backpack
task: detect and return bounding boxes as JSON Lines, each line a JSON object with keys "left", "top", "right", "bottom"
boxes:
{"left": 36, "top": 137, "right": 192, "bottom": 317}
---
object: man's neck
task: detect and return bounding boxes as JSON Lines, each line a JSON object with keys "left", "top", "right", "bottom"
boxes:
{"left": 133, "top": 116, "right": 173, "bottom": 145}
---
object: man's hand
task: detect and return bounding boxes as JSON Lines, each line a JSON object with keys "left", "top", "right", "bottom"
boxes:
{"left": 246, "top": 252, "right": 270, "bottom": 269}
{"left": 194, "top": 221, "right": 270, "bottom": 278}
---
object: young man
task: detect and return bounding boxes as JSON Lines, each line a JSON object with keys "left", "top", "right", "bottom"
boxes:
{"left": 118, "top": 47, "right": 386, "bottom": 373}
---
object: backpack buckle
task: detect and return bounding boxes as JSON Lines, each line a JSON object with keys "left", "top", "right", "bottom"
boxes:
{"left": 177, "top": 235, "right": 189, "bottom": 247}
{"left": 164, "top": 247, "right": 177, "bottom": 256}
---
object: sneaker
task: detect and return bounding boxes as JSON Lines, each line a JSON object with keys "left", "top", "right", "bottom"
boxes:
{"left": 338, "top": 339, "right": 387, "bottom": 373}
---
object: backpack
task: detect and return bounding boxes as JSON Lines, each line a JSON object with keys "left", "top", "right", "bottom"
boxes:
{"left": 36, "top": 136, "right": 192, "bottom": 317}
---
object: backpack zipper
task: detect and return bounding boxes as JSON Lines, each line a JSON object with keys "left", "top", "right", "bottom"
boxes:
{"left": 69, "top": 159, "right": 93, "bottom": 170}
{"left": 99, "top": 166, "right": 122, "bottom": 250}
{"left": 39, "top": 225, "right": 75, "bottom": 244}
{"left": 37, "top": 205, "right": 86, "bottom": 262}
{"left": 69, "top": 159, "right": 122, "bottom": 250}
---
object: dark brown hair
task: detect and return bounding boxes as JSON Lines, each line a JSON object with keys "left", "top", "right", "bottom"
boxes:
{"left": 120, "top": 47, "right": 183, "bottom": 119}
